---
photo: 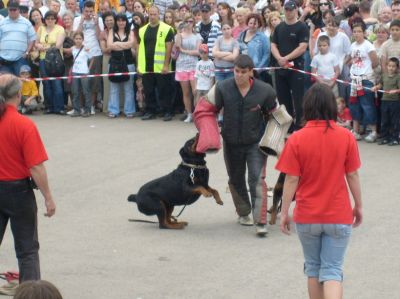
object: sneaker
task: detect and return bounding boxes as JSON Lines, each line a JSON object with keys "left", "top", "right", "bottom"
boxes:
{"left": 141, "top": 112, "right": 156, "bottom": 120}
{"left": 388, "top": 140, "right": 399, "bottom": 146}
{"left": 180, "top": 113, "right": 188, "bottom": 121}
{"left": 255, "top": 224, "right": 268, "bottom": 236}
{"left": 364, "top": 131, "right": 377, "bottom": 143}
{"left": 352, "top": 131, "right": 362, "bottom": 141}
{"left": 108, "top": 113, "right": 117, "bottom": 118}
{"left": 80, "top": 108, "right": 85, "bottom": 114}
{"left": 81, "top": 112, "right": 90, "bottom": 117}
{"left": 238, "top": 215, "right": 254, "bottom": 226}
{"left": 91, "top": 106, "right": 96, "bottom": 115}
{"left": 68, "top": 110, "right": 80, "bottom": 117}
{"left": 183, "top": 113, "right": 192, "bottom": 123}
{"left": 163, "top": 113, "right": 173, "bottom": 121}
{"left": 378, "top": 139, "right": 389, "bottom": 145}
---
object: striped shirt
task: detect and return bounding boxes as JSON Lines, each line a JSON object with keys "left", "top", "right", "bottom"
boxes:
{"left": 0, "top": 16, "right": 36, "bottom": 61}
{"left": 196, "top": 20, "right": 222, "bottom": 59}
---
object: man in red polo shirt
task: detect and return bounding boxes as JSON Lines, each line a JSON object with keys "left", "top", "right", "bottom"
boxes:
{"left": 0, "top": 74, "right": 56, "bottom": 283}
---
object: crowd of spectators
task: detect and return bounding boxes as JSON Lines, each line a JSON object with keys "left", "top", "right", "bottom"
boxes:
{"left": 0, "top": 0, "right": 399, "bottom": 144}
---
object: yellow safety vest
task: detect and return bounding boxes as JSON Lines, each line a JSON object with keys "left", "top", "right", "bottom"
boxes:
{"left": 138, "top": 22, "right": 172, "bottom": 73}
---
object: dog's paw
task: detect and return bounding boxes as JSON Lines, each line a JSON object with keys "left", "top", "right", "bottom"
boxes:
{"left": 216, "top": 200, "right": 224, "bottom": 205}
{"left": 203, "top": 191, "right": 213, "bottom": 197}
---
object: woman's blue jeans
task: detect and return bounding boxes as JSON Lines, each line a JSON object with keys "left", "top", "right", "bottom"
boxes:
{"left": 39, "top": 60, "right": 64, "bottom": 112}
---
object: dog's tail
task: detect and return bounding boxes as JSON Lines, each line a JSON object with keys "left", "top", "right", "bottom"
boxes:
{"left": 127, "top": 194, "right": 137, "bottom": 203}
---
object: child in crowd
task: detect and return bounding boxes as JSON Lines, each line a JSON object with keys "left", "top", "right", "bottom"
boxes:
{"left": 380, "top": 19, "right": 400, "bottom": 74}
{"left": 373, "top": 57, "right": 400, "bottom": 145}
{"left": 67, "top": 31, "right": 94, "bottom": 117}
{"left": 19, "top": 65, "right": 39, "bottom": 115}
{"left": 311, "top": 35, "right": 340, "bottom": 96}
{"left": 195, "top": 44, "right": 215, "bottom": 103}
{"left": 336, "top": 97, "right": 352, "bottom": 129}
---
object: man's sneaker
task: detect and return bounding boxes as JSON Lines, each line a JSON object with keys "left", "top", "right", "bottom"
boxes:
{"left": 163, "top": 113, "right": 173, "bottom": 121}
{"left": 352, "top": 130, "right": 362, "bottom": 141}
{"left": 364, "top": 131, "right": 377, "bottom": 143}
{"left": 388, "top": 139, "right": 399, "bottom": 146}
{"left": 81, "top": 112, "right": 90, "bottom": 117}
{"left": 91, "top": 106, "right": 96, "bottom": 115}
{"left": 141, "top": 113, "right": 156, "bottom": 120}
{"left": 68, "top": 110, "right": 80, "bottom": 117}
{"left": 183, "top": 113, "right": 192, "bottom": 123}
{"left": 238, "top": 215, "right": 254, "bottom": 226}
{"left": 255, "top": 224, "right": 268, "bottom": 236}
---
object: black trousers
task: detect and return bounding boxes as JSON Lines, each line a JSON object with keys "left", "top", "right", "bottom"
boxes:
{"left": 381, "top": 100, "right": 400, "bottom": 141}
{"left": 275, "top": 68, "right": 305, "bottom": 129}
{"left": 0, "top": 179, "right": 40, "bottom": 282}
{"left": 142, "top": 73, "right": 174, "bottom": 114}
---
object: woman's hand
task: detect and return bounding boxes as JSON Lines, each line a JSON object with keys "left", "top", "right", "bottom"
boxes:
{"left": 353, "top": 206, "right": 363, "bottom": 228}
{"left": 280, "top": 213, "right": 291, "bottom": 235}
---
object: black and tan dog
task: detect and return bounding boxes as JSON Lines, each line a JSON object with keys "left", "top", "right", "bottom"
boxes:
{"left": 128, "top": 136, "right": 223, "bottom": 229}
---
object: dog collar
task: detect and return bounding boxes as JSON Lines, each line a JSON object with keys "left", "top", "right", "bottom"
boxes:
{"left": 180, "top": 161, "right": 208, "bottom": 169}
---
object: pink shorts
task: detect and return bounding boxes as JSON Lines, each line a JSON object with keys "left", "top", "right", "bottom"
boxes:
{"left": 175, "top": 70, "right": 195, "bottom": 81}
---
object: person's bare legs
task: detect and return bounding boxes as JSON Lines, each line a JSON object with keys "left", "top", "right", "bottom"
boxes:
{"left": 308, "top": 278, "right": 323, "bottom": 299}
{"left": 180, "top": 80, "right": 192, "bottom": 115}
{"left": 323, "top": 280, "right": 343, "bottom": 299}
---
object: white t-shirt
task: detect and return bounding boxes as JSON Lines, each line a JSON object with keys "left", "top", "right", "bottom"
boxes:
{"left": 350, "top": 40, "right": 376, "bottom": 76}
{"left": 310, "top": 52, "right": 339, "bottom": 80}
{"left": 195, "top": 60, "right": 215, "bottom": 91}
{"left": 73, "top": 16, "right": 104, "bottom": 57}
{"left": 72, "top": 46, "right": 93, "bottom": 74}
{"left": 314, "top": 31, "right": 351, "bottom": 72}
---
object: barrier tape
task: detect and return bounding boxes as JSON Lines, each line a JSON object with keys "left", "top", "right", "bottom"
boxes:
{"left": 28, "top": 65, "right": 387, "bottom": 94}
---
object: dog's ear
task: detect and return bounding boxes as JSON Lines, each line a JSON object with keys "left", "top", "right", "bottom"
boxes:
{"left": 191, "top": 134, "right": 199, "bottom": 153}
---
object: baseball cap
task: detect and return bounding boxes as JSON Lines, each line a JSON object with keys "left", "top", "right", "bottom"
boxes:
{"left": 199, "top": 44, "right": 209, "bottom": 54}
{"left": 8, "top": 0, "right": 20, "bottom": 9}
{"left": 20, "top": 65, "right": 31, "bottom": 74}
{"left": 200, "top": 4, "right": 211, "bottom": 12}
{"left": 284, "top": 0, "right": 298, "bottom": 10}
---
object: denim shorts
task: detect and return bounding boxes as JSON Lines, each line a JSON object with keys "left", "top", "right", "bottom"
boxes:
{"left": 349, "top": 80, "right": 377, "bottom": 125}
{"left": 296, "top": 223, "right": 352, "bottom": 282}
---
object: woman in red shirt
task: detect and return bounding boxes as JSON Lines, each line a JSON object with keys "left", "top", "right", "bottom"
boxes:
{"left": 276, "top": 83, "right": 362, "bottom": 299}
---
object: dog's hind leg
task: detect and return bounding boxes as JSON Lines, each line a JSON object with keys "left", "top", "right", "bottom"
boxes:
{"left": 166, "top": 204, "right": 188, "bottom": 227}
{"left": 158, "top": 201, "right": 186, "bottom": 229}
{"left": 207, "top": 187, "right": 224, "bottom": 205}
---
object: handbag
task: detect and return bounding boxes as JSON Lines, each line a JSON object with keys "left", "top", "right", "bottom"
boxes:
{"left": 109, "top": 32, "right": 130, "bottom": 83}
{"left": 259, "top": 104, "right": 293, "bottom": 156}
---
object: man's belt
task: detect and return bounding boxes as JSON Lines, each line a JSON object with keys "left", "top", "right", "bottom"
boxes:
{"left": 0, "top": 178, "right": 37, "bottom": 193}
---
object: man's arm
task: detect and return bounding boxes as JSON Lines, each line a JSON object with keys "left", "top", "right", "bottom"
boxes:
{"left": 162, "top": 41, "right": 173, "bottom": 73}
{"left": 284, "top": 42, "right": 308, "bottom": 62}
{"left": 30, "top": 163, "right": 56, "bottom": 217}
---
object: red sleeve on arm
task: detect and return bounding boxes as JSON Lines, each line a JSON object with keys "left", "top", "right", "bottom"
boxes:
{"left": 345, "top": 134, "right": 361, "bottom": 173}
{"left": 275, "top": 136, "right": 301, "bottom": 176}
{"left": 22, "top": 123, "right": 48, "bottom": 168}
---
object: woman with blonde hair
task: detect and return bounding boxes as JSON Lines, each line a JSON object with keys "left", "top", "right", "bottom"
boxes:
{"left": 267, "top": 11, "right": 281, "bottom": 38}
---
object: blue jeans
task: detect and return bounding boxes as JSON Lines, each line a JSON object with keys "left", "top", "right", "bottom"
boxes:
{"left": 0, "top": 57, "right": 28, "bottom": 76}
{"left": 215, "top": 68, "right": 234, "bottom": 82}
{"left": 39, "top": 60, "right": 64, "bottom": 112}
{"left": 71, "top": 73, "right": 91, "bottom": 113}
{"left": 296, "top": 223, "right": 352, "bottom": 282}
{"left": 349, "top": 80, "right": 377, "bottom": 125}
{"left": 108, "top": 64, "right": 136, "bottom": 115}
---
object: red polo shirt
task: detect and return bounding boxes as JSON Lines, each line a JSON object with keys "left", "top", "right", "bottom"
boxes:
{"left": 0, "top": 105, "right": 48, "bottom": 181}
{"left": 275, "top": 120, "right": 361, "bottom": 224}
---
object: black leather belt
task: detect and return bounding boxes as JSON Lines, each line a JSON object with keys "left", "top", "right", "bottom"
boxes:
{"left": 0, "top": 178, "right": 35, "bottom": 193}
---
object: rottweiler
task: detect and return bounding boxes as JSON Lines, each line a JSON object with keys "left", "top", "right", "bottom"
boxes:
{"left": 268, "top": 172, "right": 295, "bottom": 225}
{"left": 127, "top": 136, "right": 223, "bottom": 229}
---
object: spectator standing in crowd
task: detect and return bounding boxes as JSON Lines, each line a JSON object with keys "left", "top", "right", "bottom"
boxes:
{"left": 175, "top": 15, "right": 201, "bottom": 123}
{"left": 62, "top": 11, "right": 75, "bottom": 108}
{"left": 68, "top": 31, "right": 94, "bottom": 117}
{"left": 196, "top": 3, "right": 222, "bottom": 58}
{"left": 380, "top": 20, "right": 400, "bottom": 74}
{"left": 238, "top": 13, "right": 271, "bottom": 84}
{"left": 66, "top": 0, "right": 81, "bottom": 17}
{"left": 261, "top": 5, "right": 276, "bottom": 38}
{"left": 277, "top": 83, "right": 362, "bottom": 299}
{"left": 138, "top": 5, "right": 174, "bottom": 121}
{"left": 73, "top": 0, "right": 104, "bottom": 115}
{"left": 95, "top": 0, "right": 120, "bottom": 14}
{"left": 32, "top": 0, "right": 49, "bottom": 16}
{"left": 29, "top": 8, "right": 44, "bottom": 32}
{"left": 0, "top": 0, "right": 36, "bottom": 75}
{"left": 28, "top": 8, "right": 44, "bottom": 83}
{"left": 134, "top": 0, "right": 147, "bottom": 15}
{"left": 271, "top": 0, "right": 309, "bottom": 131}
{"left": 267, "top": 11, "right": 281, "bottom": 37}
{"left": 36, "top": 10, "right": 66, "bottom": 115}
{"left": 373, "top": 57, "right": 400, "bottom": 146}
{"left": 270, "top": 0, "right": 284, "bottom": 15}
{"left": 213, "top": 21, "right": 239, "bottom": 82}
{"left": 311, "top": 35, "right": 340, "bottom": 96}
{"left": 194, "top": 44, "right": 215, "bottom": 103}
{"left": 125, "top": 0, "right": 135, "bottom": 24}
{"left": 153, "top": 0, "right": 172, "bottom": 19}
{"left": 232, "top": 6, "right": 249, "bottom": 39}
{"left": 107, "top": 13, "right": 136, "bottom": 118}
{"left": 377, "top": 6, "right": 392, "bottom": 27}
{"left": 214, "top": 54, "right": 276, "bottom": 237}
{"left": 217, "top": 2, "right": 233, "bottom": 25}
{"left": 50, "top": 0, "right": 64, "bottom": 27}
{"left": 99, "top": 11, "right": 115, "bottom": 114}
{"left": 0, "top": 73, "right": 56, "bottom": 283}
{"left": 348, "top": 19, "right": 379, "bottom": 142}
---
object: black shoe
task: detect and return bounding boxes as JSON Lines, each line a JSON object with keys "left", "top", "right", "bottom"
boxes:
{"left": 55, "top": 110, "right": 66, "bottom": 115}
{"left": 378, "top": 139, "right": 389, "bottom": 145}
{"left": 388, "top": 140, "right": 399, "bottom": 146}
{"left": 141, "top": 113, "right": 156, "bottom": 120}
{"left": 43, "top": 109, "right": 53, "bottom": 114}
{"left": 163, "top": 113, "right": 173, "bottom": 121}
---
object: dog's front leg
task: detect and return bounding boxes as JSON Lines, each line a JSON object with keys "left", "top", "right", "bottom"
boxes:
{"left": 192, "top": 186, "right": 213, "bottom": 197}
{"left": 207, "top": 187, "right": 224, "bottom": 205}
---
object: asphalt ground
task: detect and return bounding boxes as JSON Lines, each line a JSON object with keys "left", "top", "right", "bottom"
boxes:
{"left": 1, "top": 113, "right": 399, "bottom": 299}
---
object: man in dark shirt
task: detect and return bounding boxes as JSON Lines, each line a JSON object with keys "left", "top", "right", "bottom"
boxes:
{"left": 214, "top": 55, "right": 277, "bottom": 237}
{"left": 137, "top": 5, "right": 174, "bottom": 121}
{"left": 271, "top": 0, "right": 309, "bottom": 131}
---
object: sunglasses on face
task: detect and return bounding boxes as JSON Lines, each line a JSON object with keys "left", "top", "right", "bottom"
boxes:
{"left": 186, "top": 20, "right": 194, "bottom": 23}
{"left": 319, "top": 2, "right": 329, "bottom": 6}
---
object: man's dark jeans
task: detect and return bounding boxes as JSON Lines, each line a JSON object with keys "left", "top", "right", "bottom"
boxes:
{"left": 0, "top": 180, "right": 40, "bottom": 282}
